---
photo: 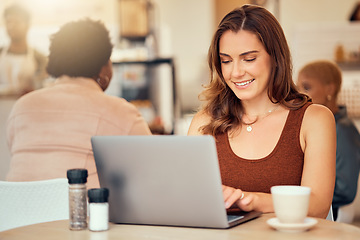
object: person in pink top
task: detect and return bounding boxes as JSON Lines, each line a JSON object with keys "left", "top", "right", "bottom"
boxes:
{"left": 6, "top": 19, "right": 151, "bottom": 188}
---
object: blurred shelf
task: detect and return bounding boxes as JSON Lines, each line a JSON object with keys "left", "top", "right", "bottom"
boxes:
{"left": 112, "top": 58, "right": 177, "bottom": 111}
{"left": 112, "top": 58, "right": 180, "bottom": 134}
{"left": 112, "top": 58, "right": 174, "bottom": 65}
{"left": 337, "top": 61, "right": 360, "bottom": 71}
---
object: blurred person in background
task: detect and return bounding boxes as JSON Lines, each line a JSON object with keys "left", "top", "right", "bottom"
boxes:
{"left": 297, "top": 60, "right": 360, "bottom": 221}
{"left": 6, "top": 18, "right": 151, "bottom": 188}
{"left": 0, "top": 3, "right": 47, "bottom": 97}
{"left": 349, "top": 1, "right": 360, "bottom": 21}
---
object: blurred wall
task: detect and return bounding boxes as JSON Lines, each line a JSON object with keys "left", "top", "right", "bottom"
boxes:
{"left": 152, "top": 0, "right": 214, "bottom": 112}
{"left": 279, "top": 0, "right": 358, "bottom": 75}
{"left": 0, "top": 0, "right": 120, "bottom": 54}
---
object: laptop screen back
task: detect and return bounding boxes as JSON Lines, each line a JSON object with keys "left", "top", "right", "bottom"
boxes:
{"left": 91, "top": 135, "right": 231, "bottom": 228}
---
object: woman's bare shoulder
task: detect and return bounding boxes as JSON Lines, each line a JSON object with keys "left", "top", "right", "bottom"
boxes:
{"left": 187, "top": 110, "right": 212, "bottom": 135}
{"left": 302, "top": 103, "right": 335, "bottom": 131}
{"left": 304, "top": 103, "right": 334, "bottom": 119}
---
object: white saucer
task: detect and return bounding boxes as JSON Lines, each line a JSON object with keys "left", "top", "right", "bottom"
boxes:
{"left": 267, "top": 217, "right": 318, "bottom": 233}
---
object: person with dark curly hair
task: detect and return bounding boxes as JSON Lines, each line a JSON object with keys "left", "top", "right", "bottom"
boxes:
{"left": 188, "top": 5, "right": 336, "bottom": 218}
{"left": 6, "top": 19, "right": 151, "bottom": 188}
{"left": 0, "top": 4, "right": 47, "bottom": 97}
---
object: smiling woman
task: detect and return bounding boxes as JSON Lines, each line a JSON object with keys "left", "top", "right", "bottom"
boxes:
{"left": 187, "top": 4, "right": 337, "bottom": 219}
{"left": 219, "top": 30, "right": 272, "bottom": 103}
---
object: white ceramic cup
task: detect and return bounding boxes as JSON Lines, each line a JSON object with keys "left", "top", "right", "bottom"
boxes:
{"left": 271, "top": 185, "right": 311, "bottom": 224}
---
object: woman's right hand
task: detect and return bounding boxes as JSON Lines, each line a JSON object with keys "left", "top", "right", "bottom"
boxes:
{"left": 222, "top": 185, "right": 270, "bottom": 213}
{"left": 223, "top": 185, "right": 246, "bottom": 209}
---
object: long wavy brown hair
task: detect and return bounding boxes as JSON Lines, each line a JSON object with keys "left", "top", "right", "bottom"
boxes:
{"left": 200, "top": 4, "right": 309, "bottom": 136}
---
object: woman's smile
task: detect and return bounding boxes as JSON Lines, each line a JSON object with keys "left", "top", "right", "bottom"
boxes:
{"left": 219, "top": 30, "right": 271, "bottom": 102}
{"left": 233, "top": 78, "right": 255, "bottom": 88}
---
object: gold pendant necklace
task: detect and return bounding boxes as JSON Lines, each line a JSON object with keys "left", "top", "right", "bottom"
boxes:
{"left": 243, "top": 104, "right": 280, "bottom": 133}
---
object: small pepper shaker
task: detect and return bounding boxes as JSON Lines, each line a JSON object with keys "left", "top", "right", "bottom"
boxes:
{"left": 67, "top": 168, "right": 88, "bottom": 230}
{"left": 88, "top": 188, "right": 110, "bottom": 231}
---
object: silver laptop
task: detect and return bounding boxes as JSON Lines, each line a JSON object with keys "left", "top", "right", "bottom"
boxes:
{"left": 91, "top": 135, "right": 261, "bottom": 228}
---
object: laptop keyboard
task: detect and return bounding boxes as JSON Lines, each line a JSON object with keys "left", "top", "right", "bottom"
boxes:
{"left": 227, "top": 214, "right": 245, "bottom": 223}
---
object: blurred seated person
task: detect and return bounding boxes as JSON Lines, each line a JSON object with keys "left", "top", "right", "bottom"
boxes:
{"left": 350, "top": 1, "right": 360, "bottom": 21}
{"left": 297, "top": 60, "right": 360, "bottom": 220}
{"left": 6, "top": 18, "right": 152, "bottom": 188}
{"left": 0, "top": 4, "right": 47, "bottom": 97}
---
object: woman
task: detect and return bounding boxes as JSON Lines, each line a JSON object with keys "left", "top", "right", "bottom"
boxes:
{"left": 297, "top": 60, "right": 360, "bottom": 220}
{"left": 188, "top": 5, "right": 336, "bottom": 218}
{"left": 6, "top": 19, "right": 151, "bottom": 188}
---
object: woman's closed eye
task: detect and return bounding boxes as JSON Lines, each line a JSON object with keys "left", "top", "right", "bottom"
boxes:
{"left": 221, "top": 59, "right": 232, "bottom": 64}
{"left": 244, "top": 57, "right": 256, "bottom": 62}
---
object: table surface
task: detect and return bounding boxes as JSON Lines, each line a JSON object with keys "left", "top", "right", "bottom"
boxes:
{"left": 1, "top": 213, "right": 360, "bottom": 240}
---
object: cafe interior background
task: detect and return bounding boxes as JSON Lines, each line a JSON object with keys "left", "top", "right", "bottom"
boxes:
{"left": 0, "top": 0, "right": 359, "bottom": 186}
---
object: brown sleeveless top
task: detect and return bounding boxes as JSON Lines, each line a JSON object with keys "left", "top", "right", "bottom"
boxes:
{"left": 215, "top": 102, "right": 312, "bottom": 193}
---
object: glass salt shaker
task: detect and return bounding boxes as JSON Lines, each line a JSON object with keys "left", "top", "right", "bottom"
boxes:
{"left": 88, "top": 188, "right": 110, "bottom": 231}
{"left": 67, "top": 168, "right": 88, "bottom": 230}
